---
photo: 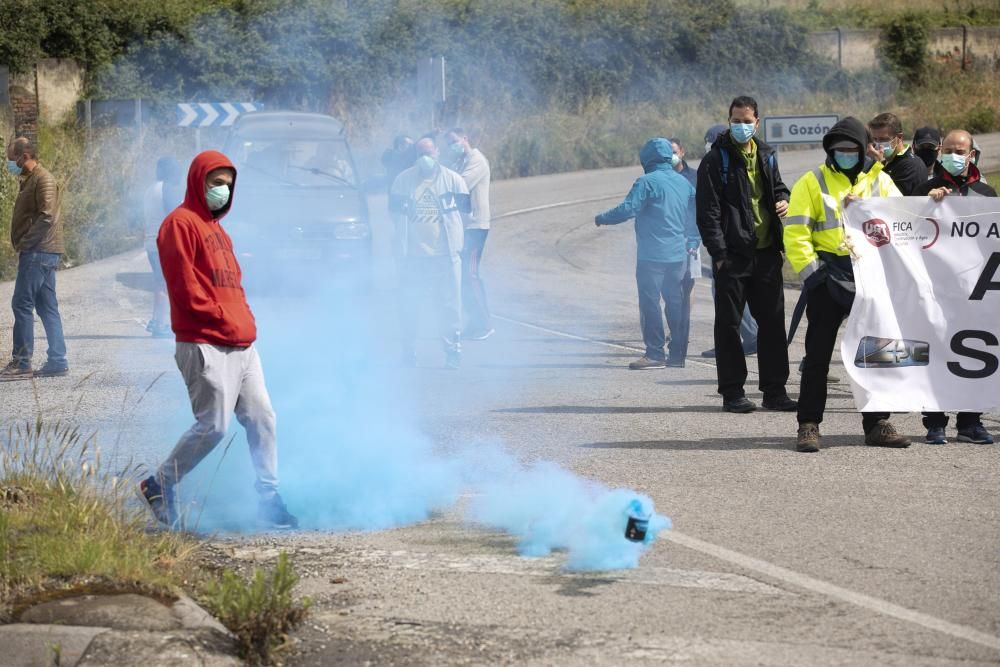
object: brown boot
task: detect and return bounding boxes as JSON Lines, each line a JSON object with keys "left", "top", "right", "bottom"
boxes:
{"left": 0, "top": 360, "right": 32, "bottom": 382}
{"left": 864, "top": 420, "right": 911, "bottom": 448}
{"left": 796, "top": 422, "right": 821, "bottom": 452}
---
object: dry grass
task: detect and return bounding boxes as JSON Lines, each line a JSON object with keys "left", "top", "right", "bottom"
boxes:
{"left": 735, "top": 0, "right": 996, "bottom": 11}
{"left": 0, "top": 418, "right": 201, "bottom": 618}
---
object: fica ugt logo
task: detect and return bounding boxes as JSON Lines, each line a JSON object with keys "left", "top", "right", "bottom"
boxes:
{"left": 863, "top": 219, "right": 891, "bottom": 248}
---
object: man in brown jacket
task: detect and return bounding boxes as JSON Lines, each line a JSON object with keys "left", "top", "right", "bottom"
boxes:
{"left": 1, "top": 137, "right": 68, "bottom": 381}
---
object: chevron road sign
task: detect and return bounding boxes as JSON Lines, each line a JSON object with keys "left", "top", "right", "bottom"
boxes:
{"left": 176, "top": 102, "right": 262, "bottom": 127}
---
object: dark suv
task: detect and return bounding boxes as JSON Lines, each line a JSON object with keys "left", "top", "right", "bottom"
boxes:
{"left": 222, "top": 111, "right": 371, "bottom": 290}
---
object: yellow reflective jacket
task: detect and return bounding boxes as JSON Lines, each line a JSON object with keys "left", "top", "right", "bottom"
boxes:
{"left": 783, "top": 162, "right": 901, "bottom": 280}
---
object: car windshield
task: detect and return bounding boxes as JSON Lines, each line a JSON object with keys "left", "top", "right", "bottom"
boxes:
{"left": 231, "top": 136, "right": 357, "bottom": 188}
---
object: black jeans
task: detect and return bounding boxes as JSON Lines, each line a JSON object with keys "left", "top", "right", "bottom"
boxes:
{"left": 921, "top": 412, "right": 982, "bottom": 430}
{"left": 461, "top": 229, "right": 492, "bottom": 333}
{"left": 712, "top": 247, "right": 788, "bottom": 400}
{"left": 798, "top": 280, "right": 888, "bottom": 432}
{"left": 636, "top": 259, "right": 691, "bottom": 362}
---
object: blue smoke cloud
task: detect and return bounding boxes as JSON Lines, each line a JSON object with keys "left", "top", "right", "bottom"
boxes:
{"left": 464, "top": 447, "right": 671, "bottom": 570}
{"left": 165, "top": 286, "right": 670, "bottom": 571}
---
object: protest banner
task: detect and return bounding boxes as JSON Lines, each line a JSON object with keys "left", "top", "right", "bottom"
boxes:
{"left": 842, "top": 196, "right": 1000, "bottom": 412}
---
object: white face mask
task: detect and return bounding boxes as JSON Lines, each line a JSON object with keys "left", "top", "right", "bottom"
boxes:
{"left": 206, "top": 184, "right": 230, "bottom": 211}
{"left": 417, "top": 155, "right": 436, "bottom": 173}
{"left": 940, "top": 152, "right": 967, "bottom": 176}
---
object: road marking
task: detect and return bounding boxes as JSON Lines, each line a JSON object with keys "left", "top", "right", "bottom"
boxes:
{"left": 495, "top": 313, "right": 1000, "bottom": 653}
{"left": 494, "top": 314, "right": 722, "bottom": 371}
{"left": 494, "top": 194, "right": 621, "bottom": 220}
{"left": 354, "top": 549, "right": 787, "bottom": 595}
{"left": 666, "top": 531, "right": 1000, "bottom": 652}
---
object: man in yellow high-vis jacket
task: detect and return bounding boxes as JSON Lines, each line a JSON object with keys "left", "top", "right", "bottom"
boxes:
{"left": 784, "top": 117, "right": 911, "bottom": 453}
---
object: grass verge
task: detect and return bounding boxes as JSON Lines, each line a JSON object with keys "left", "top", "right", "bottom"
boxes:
{"left": 0, "top": 416, "right": 310, "bottom": 665}
{"left": 0, "top": 418, "right": 200, "bottom": 617}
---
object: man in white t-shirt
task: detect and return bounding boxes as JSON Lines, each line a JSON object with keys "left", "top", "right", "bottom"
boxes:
{"left": 389, "top": 138, "right": 470, "bottom": 369}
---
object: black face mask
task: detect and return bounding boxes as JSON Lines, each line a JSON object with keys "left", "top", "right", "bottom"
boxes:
{"left": 915, "top": 147, "right": 938, "bottom": 167}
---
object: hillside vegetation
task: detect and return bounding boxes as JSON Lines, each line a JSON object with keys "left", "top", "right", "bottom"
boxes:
{"left": 1, "top": 0, "right": 998, "bottom": 278}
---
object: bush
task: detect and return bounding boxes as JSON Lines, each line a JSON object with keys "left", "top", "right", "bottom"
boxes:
{"left": 880, "top": 12, "right": 930, "bottom": 87}
{"left": 201, "top": 552, "right": 310, "bottom": 666}
{"left": 963, "top": 102, "right": 997, "bottom": 134}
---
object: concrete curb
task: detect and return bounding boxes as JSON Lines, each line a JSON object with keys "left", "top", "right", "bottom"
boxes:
{"left": 3, "top": 592, "right": 236, "bottom": 666}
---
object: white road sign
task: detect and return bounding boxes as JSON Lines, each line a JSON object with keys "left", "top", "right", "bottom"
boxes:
{"left": 763, "top": 115, "right": 838, "bottom": 145}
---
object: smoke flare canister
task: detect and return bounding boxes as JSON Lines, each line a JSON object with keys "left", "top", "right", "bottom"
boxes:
{"left": 624, "top": 500, "right": 649, "bottom": 542}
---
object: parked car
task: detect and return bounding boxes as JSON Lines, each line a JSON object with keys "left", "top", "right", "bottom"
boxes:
{"left": 221, "top": 111, "right": 372, "bottom": 291}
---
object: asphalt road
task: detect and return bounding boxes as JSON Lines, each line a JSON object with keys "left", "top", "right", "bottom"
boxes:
{"left": 2, "top": 139, "right": 999, "bottom": 665}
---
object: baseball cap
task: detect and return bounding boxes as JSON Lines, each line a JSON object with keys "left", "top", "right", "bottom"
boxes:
{"left": 912, "top": 126, "right": 941, "bottom": 147}
{"left": 704, "top": 124, "right": 727, "bottom": 145}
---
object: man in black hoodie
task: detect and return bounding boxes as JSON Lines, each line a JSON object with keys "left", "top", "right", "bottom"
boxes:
{"left": 696, "top": 96, "right": 795, "bottom": 414}
{"left": 784, "top": 117, "right": 909, "bottom": 452}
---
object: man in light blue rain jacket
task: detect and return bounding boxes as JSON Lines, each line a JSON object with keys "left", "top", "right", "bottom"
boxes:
{"left": 595, "top": 138, "right": 699, "bottom": 369}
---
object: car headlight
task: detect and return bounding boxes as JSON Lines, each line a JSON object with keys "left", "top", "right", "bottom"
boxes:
{"left": 334, "top": 222, "right": 371, "bottom": 240}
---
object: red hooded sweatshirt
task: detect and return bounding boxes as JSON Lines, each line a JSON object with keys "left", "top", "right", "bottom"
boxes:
{"left": 157, "top": 151, "right": 256, "bottom": 347}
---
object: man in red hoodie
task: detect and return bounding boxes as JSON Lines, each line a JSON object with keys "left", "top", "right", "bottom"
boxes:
{"left": 139, "top": 151, "right": 298, "bottom": 529}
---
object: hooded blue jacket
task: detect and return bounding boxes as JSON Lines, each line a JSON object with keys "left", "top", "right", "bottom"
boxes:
{"left": 596, "top": 138, "right": 699, "bottom": 263}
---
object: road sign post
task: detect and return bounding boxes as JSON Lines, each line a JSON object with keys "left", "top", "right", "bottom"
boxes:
{"left": 763, "top": 114, "right": 838, "bottom": 146}
{"left": 417, "top": 57, "right": 446, "bottom": 129}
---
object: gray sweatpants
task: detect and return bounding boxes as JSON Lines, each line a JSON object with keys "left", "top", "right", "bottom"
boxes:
{"left": 157, "top": 342, "right": 278, "bottom": 498}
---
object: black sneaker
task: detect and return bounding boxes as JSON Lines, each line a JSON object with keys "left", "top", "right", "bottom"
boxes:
{"left": 723, "top": 397, "right": 757, "bottom": 413}
{"left": 259, "top": 494, "right": 299, "bottom": 529}
{"left": 665, "top": 357, "right": 685, "bottom": 368}
{"left": 700, "top": 348, "right": 716, "bottom": 358}
{"left": 957, "top": 424, "right": 994, "bottom": 444}
{"left": 0, "top": 360, "right": 32, "bottom": 382}
{"left": 33, "top": 363, "right": 69, "bottom": 378}
{"left": 925, "top": 426, "right": 947, "bottom": 445}
{"left": 139, "top": 475, "right": 176, "bottom": 526}
{"left": 762, "top": 395, "right": 798, "bottom": 411}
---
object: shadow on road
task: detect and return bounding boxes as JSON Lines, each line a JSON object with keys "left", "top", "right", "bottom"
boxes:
{"left": 116, "top": 271, "right": 155, "bottom": 292}
{"left": 478, "top": 363, "right": 623, "bottom": 370}
{"left": 495, "top": 405, "right": 725, "bottom": 414}
{"left": 65, "top": 334, "right": 151, "bottom": 341}
{"left": 543, "top": 575, "right": 618, "bottom": 597}
{"left": 578, "top": 435, "right": 865, "bottom": 451}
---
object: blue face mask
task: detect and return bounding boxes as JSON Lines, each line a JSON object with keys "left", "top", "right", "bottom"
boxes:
{"left": 879, "top": 141, "right": 895, "bottom": 160}
{"left": 834, "top": 150, "right": 859, "bottom": 170}
{"left": 6, "top": 159, "right": 22, "bottom": 176}
{"left": 450, "top": 142, "right": 464, "bottom": 156}
{"left": 417, "top": 155, "right": 436, "bottom": 172}
{"left": 940, "top": 152, "right": 966, "bottom": 176}
{"left": 205, "top": 184, "right": 230, "bottom": 211}
{"left": 730, "top": 122, "right": 756, "bottom": 144}
{"left": 670, "top": 154, "right": 681, "bottom": 167}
